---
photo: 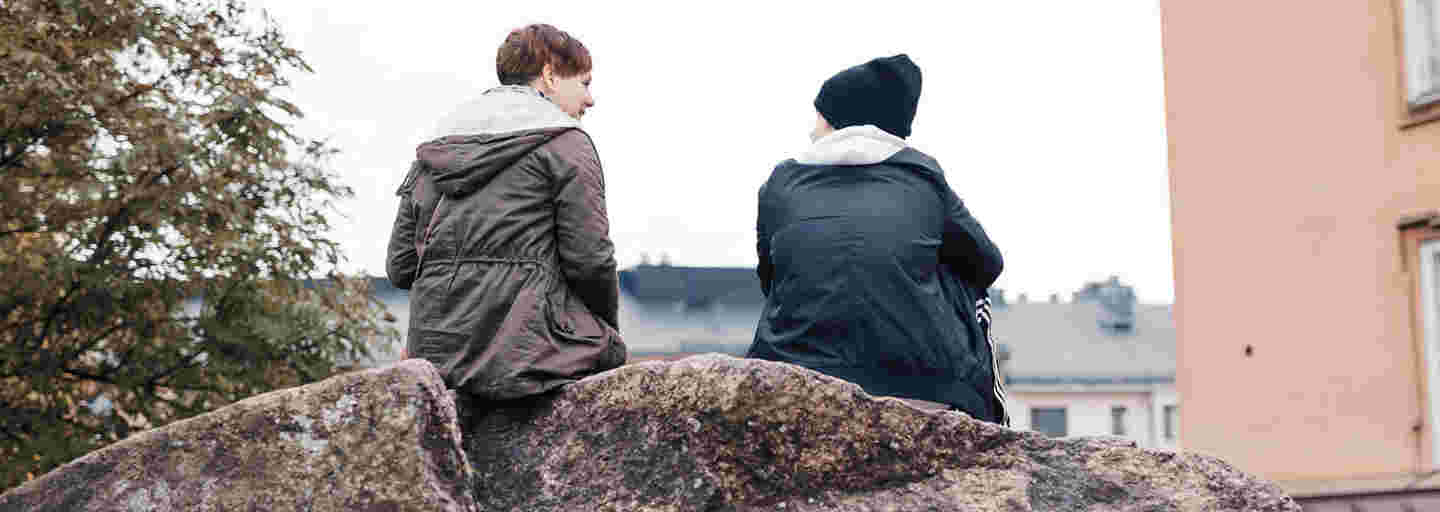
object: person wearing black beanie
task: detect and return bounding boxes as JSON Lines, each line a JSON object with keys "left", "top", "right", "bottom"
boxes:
{"left": 747, "top": 54, "right": 1010, "bottom": 426}
{"left": 813, "top": 54, "right": 923, "bottom": 139}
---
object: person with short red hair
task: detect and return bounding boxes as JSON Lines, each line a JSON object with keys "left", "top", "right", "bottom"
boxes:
{"left": 386, "top": 24, "right": 623, "bottom": 401}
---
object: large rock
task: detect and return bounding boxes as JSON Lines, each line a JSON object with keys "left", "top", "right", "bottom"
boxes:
{"left": 0, "top": 360, "right": 476, "bottom": 512}
{"left": 4, "top": 354, "right": 1298, "bottom": 511}
{"left": 461, "top": 354, "right": 1298, "bottom": 511}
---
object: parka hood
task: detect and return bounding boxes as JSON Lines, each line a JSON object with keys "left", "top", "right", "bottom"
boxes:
{"left": 417, "top": 129, "right": 572, "bottom": 196}
{"left": 431, "top": 85, "right": 580, "bottom": 138}
{"left": 412, "top": 85, "right": 582, "bottom": 197}
{"left": 797, "top": 125, "right": 908, "bottom": 166}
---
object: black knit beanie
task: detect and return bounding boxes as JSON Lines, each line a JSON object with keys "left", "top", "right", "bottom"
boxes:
{"left": 813, "top": 54, "right": 922, "bottom": 139}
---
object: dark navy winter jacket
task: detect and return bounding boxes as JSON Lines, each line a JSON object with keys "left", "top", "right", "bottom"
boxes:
{"left": 746, "top": 147, "right": 1006, "bottom": 423}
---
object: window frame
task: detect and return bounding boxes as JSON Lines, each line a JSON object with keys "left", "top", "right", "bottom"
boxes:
{"left": 1420, "top": 238, "right": 1440, "bottom": 465}
{"left": 1163, "top": 404, "right": 1179, "bottom": 441}
{"left": 1404, "top": 0, "right": 1440, "bottom": 109}
{"left": 1400, "top": 212, "right": 1440, "bottom": 467}
{"left": 1398, "top": 0, "right": 1440, "bottom": 127}
{"left": 1030, "top": 407, "right": 1068, "bottom": 438}
{"left": 1111, "top": 406, "right": 1128, "bottom": 437}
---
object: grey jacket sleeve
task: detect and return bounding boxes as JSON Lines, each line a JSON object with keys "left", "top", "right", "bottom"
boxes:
{"left": 386, "top": 161, "right": 426, "bottom": 290}
{"left": 939, "top": 184, "right": 1003, "bottom": 290}
{"left": 549, "top": 131, "right": 620, "bottom": 330}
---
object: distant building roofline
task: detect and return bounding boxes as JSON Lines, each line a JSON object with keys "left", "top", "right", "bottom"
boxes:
{"left": 1006, "top": 375, "right": 1175, "bottom": 386}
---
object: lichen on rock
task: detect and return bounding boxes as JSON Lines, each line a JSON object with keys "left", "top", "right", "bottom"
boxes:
{"left": 459, "top": 354, "right": 1299, "bottom": 511}
{"left": 0, "top": 359, "right": 477, "bottom": 512}
{"left": 2, "top": 354, "right": 1298, "bottom": 512}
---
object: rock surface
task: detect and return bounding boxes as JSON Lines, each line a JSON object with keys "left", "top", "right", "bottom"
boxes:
{"left": 0, "top": 359, "right": 476, "bottom": 512}
{"left": 3, "top": 354, "right": 1299, "bottom": 511}
{"left": 460, "top": 354, "right": 1299, "bottom": 511}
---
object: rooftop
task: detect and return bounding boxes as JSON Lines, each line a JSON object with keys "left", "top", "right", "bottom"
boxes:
{"left": 994, "top": 301, "right": 1175, "bottom": 384}
{"left": 618, "top": 264, "right": 763, "bottom": 310}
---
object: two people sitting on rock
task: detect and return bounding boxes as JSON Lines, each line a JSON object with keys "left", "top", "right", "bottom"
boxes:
{"left": 386, "top": 24, "right": 1008, "bottom": 425}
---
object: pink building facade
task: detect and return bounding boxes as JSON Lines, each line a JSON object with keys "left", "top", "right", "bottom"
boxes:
{"left": 1162, "top": 0, "right": 1440, "bottom": 506}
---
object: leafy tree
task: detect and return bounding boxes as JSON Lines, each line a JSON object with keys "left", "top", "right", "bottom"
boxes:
{"left": 0, "top": 0, "right": 395, "bottom": 490}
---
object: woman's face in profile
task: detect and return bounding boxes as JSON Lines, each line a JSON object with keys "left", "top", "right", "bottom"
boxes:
{"left": 547, "top": 71, "right": 594, "bottom": 120}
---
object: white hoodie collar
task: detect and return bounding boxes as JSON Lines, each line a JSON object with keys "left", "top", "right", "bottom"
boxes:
{"left": 431, "top": 85, "right": 580, "bottom": 138}
{"left": 796, "top": 125, "right": 907, "bottom": 166}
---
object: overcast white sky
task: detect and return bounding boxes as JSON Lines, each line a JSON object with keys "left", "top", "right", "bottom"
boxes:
{"left": 248, "top": 0, "right": 1175, "bottom": 304}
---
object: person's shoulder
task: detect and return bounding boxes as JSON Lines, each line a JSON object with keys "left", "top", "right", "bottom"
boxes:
{"left": 763, "top": 158, "right": 803, "bottom": 183}
{"left": 537, "top": 127, "right": 599, "bottom": 165}
{"left": 885, "top": 147, "right": 945, "bottom": 175}
{"left": 755, "top": 159, "right": 801, "bottom": 199}
{"left": 545, "top": 127, "right": 594, "bottom": 150}
{"left": 773, "top": 158, "right": 802, "bottom": 173}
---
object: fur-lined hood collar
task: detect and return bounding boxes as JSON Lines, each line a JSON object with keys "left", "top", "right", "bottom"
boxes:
{"left": 430, "top": 85, "right": 579, "bottom": 139}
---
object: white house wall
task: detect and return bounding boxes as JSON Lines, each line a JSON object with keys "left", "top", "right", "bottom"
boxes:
{"left": 1007, "top": 385, "right": 1179, "bottom": 451}
{"left": 1150, "top": 384, "right": 1180, "bottom": 451}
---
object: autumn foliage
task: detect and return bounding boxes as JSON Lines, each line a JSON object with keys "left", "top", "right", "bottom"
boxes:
{"left": 1, "top": 0, "right": 394, "bottom": 490}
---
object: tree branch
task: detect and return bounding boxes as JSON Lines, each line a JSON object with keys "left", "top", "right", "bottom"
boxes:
{"left": 0, "top": 226, "right": 43, "bottom": 238}
{"left": 144, "top": 350, "right": 204, "bottom": 388}
{"left": 164, "top": 382, "right": 227, "bottom": 395}
{"left": 29, "top": 160, "right": 188, "bottom": 353}
{"left": 61, "top": 320, "right": 130, "bottom": 367}
{"left": 61, "top": 367, "right": 117, "bottom": 385}
{"left": 0, "top": 424, "right": 25, "bottom": 444}
{"left": 88, "top": 160, "right": 184, "bottom": 267}
{"left": 0, "top": 127, "right": 51, "bottom": 171}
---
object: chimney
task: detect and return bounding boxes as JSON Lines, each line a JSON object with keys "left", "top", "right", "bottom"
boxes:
{"left": 1094, "top": 276, "right": 1136, "bottom": 332}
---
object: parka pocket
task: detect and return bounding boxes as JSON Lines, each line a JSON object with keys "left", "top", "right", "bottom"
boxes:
{"left": 544, "top": 293, "right": 612, "bottom": 347}
{"left": 407, "top": 327, "right": 467, "bottom": 379}
{"left": 539, "top": 295, "right": 626, "bottom": 374}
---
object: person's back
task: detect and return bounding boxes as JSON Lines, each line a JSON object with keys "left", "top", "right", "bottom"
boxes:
{"left": 386, "top": 25, "right": 624, "bottom": 401}
{"left": 747, "top": 55, "right": 1007, "bottom": 424}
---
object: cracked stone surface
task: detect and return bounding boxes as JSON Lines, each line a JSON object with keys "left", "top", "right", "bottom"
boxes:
{"left": 0, "top": 359, "right": 476, "bottom": 512}
{"left": 2, "top": 354, "right": 1299, "bottom": 512}
{"left": 459, "top": 354, "right": 1299, "bottom": 511}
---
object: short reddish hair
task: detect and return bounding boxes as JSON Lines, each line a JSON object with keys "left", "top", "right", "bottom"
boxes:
{"left": 496, "top": 24, "right": 592, "bottom": 86}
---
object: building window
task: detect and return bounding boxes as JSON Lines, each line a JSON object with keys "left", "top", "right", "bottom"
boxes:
{"left": 1404, "top": 0, "right": 1440, "bottom": 107}
{"left": 1163, "top": 405, "right": 1179, "bottom": 441}
{"left": 1111, "top": 406, "right": 1127, "bottom": 436}
{"left": 1419, "top": 239, "right": 1440, "bottom": 463}
{"left": 1031, "top": 407, "right": 1067, "bottom": 437}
